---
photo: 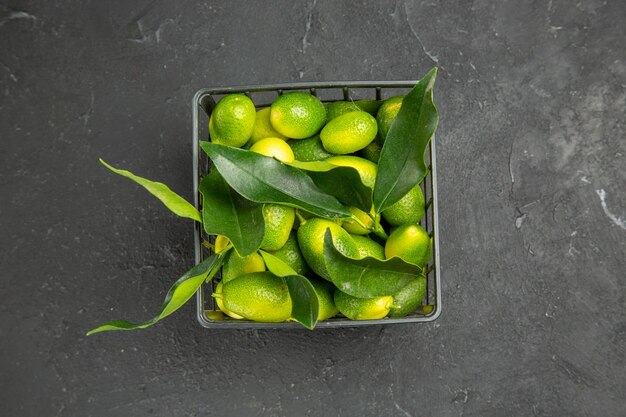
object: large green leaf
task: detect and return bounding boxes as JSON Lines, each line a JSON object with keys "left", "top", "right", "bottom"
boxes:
{"left": 373, "top": 68, "right": 439, "bottom": 213}
{"left": 200, "top": 142, "right": 351, "bottom": 219}
{"left": 86, "top": 252, "right": 226, "bottom": 335}
{"left": 199, "top": 170, "right": 265, "bottom": 256}
{"left": 323, "top": 229, "right": 421, "bottom": 298}
{"left": 100, "top": 159, "right": 201, "bottom": 222}
{"left": 260, "top": 250, "right": 319, "bottom": 330}
{"left": 289, "top": 160, "right": 372, "bottom": 212}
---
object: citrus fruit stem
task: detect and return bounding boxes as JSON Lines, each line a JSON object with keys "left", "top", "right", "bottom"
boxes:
{"left": 372, "top": 221, "right": 389, "bottom": 240}
{"left": 349, "top": 214, "right": 388, "bottom": 240}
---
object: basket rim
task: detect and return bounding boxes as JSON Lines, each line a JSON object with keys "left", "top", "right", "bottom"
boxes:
{"left": 192, "top": 80, "right": 421, "bottom": 102}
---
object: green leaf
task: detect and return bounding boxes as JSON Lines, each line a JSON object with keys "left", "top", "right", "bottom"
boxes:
{"left": 323, "top": 229, "right": 421, "bottom": 298}
{"left": 289, "top": 160, "right": 372, "bottom": 212}
{"left": 200, "top": 142, "right": 351, "bottom": 219}
{"left": 260, "top": 250, "right": 319, "bottom": 330}
{"left": 100, "top": 159, "right": 201, "bottom": 222}
{"left": 86, "top": 252, "right": 226, "bottom": 335}
{"left": 260, "top": 250, "right": 300, "bottom": 277}
{"left": 199, "top": 170, "right": 265, "bottom": 256}
{"left": 373, "top": 68, "right": 439, "bottom": 213}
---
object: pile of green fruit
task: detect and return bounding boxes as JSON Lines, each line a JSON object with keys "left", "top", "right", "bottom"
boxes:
{"left": 87, "top": 69, "right": 438, "bottom": 334}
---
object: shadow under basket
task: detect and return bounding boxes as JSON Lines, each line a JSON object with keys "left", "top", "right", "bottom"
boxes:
{"left": 192, "top": 81, "right": 441, "bottom": 329}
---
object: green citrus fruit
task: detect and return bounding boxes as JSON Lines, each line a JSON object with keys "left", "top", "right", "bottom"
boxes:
{"left": 267, "top": 231, "right": 310, "bottom": 276}
{"left": 326, "top": 101, "right": 361, "bottom": 121}
{"left": 385, "top": 224, "right": 431, "bottom": 267}
{"left": 382, "top": 184, "right": 426, "bottom": 226}
{"left": 221, "top": 272, "right": 292, "bottom": 322}
{"left": 326, "top": 100, "right": 382, "bottom": 121}
{"left": 325, "top": 155, "right": 377, "bottom": 189}
{"left": 320, "top": 111, "right": 378, "bottom": 154}
{"left": 342, "top": 206, "right": 378, "bottom": 235}
{"left": 250, "top": 137, "right": 295, "bottom": 162}
{"left": 289, "top": 135, "right": 334, "bottom": 161}
{"left": 261, "top": 204, "right": 296, "bottom": 251}
{"left": 334, "top": 290, "right": 393, "bottom": 320}
{"left": 294, "top": 210, "right": 342, "bottom": 230}
{"left": 222, "top": 250, "right": 266, "bottom": 283}
{"left": 297, "top": 218, "right": 359, "bottom": 280}
{"left": 270, "top": 92, "right": 326, "bottom": 139}
{"left": 309, "top": 278, "right": 339, "bottom": 320}
{"left": 376, "top": 95, "right": 404, "bottom": 142}
{"left": 388, "top": 276, "right": 427, "bottom": 318}
{"left": 214, "top": 281, "right": 244, "bottom": 319}
{"left": 358, "top": 138, "right": 382, "bottom": 163}
{"left": 250, "top": 107, "right": 287, "bottom": 144}
{"left": 209, "top": 94, "right": 256, "bottom": 147}
{"left": 353, "top": 99, "right": 383, "bottom": 115}
{"left": 351, "top": 234, "right": 385, "bottom": 260}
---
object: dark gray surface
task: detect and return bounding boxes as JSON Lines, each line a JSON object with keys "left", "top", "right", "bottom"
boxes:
{"left": 1, "top": 0, "right": 624, "bottom": 416}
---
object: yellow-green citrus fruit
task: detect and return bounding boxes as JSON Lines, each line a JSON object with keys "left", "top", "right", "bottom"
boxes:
{"left": 214, "top": 235, "right": 230, "bottom": 254}
{"left": 261, "top": 204, "right": 296, "bottom": 251}
{"left": 270, "top": 92, "right": 326, "bottom": 139}
{"left": 358, "top": 138, "right": 382, "bottom": 163}
{"left": 325, "top": 100, "right": 381, "bottom": 120}
{"left": 326, "top": 155, "right": 377, "bottom": 188}
{"left": 214, "top": 281, "right": 244, "bottom": 319}
{"left": 267, "top": 232, "right": 310, "bottom": 276}
{"left": 342, "top": 206, "right": 377, "bottom": 235}
{"left": 222, "top": 272, "right": 292, "bottom": 322}
{"left": 250, "top": 107, "right": 287, "bottom": 144}
{"left": 388, "top": 276, "right": 427, "bottom": 318}
{"left": 376, "top": 95, "right": 404, "bottom": 142}
{"left": 297, "top": 218, "right": 359, "bottom": 280}
{"left": 334, "top": 290, "right": 393, "bottom": 320}
{"left": 250, "top": 137, "right": 295, "bottom": 163}
{"left": 294, "top": 210, "right": 342, "bottom": 230}
{"left": 289, "top": 135, "right": 334, "bottom": 161}
{"left": 222, "top": 250, "right": 266, "bottom": 283}
{"left": 382, "top": 184, "right": 426, "bottom": 226}
{"left": 385, "top": 224, "right": 431, "bottom": 268}
{"left": 351, "top": 234, "right": 385, "bottom": 260}
{"left": 352, "top": 99, "right": 383, "bottom": 115}
{"left": 326, "top": 101, "right": 362, "bottom": 120}
{"left": 209, "top": 94, "right": 256, "bottom": 147}
{"left": 320, "top": 111, "right": 378, "bottom": 154}
{"left": 309, "top": 278, "right": 339, "bottom": 320}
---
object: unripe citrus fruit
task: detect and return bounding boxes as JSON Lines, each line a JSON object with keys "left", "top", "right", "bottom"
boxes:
{"left": 385, "top": 224, "right": 431, "bottom": 268}
{"left": 250, "top": 107, "right": 287, "bottom": 144}
{"left": 209, "top": 94, "right": 256, "bottom": 147}
{"left": 270, "top": 92, "right": 326, "bottom": 139}
{"left": 250, "top": 137, "right": 295, "bottom": 162}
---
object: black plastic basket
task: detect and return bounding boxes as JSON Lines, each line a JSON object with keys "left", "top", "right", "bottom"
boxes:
{"left": 192, "top": 81, "right": 441, "bottom": 328}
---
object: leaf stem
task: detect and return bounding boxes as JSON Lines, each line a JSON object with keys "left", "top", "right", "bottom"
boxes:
{"left": 372, "top": 219, "right": 388, "bottom": 240}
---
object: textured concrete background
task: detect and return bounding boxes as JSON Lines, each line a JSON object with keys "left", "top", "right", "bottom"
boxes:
{"left": 1, "top": 0, "right": 624, "bottom": 416}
